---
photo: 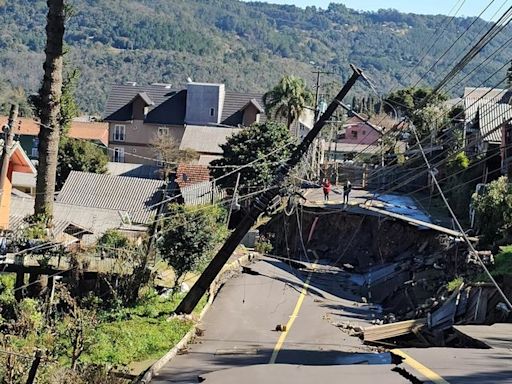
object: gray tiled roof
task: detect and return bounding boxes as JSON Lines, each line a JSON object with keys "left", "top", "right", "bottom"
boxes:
{"left": 179, "top": 125, "right": 242, "bottom": 154}
{"left": 104, "top": 84, "right": 187, "bottom": 125}
{"left": 56, "top": 171, "right": 165, "bottom": 224}
{"left": 479, "top": 103, "right": 512, "bottom": 143}
{"left": 105, "top": 85, "right": 266, "bottom": 127}
{"left": 221, "top": 91, "right": 267, "bottom": 126}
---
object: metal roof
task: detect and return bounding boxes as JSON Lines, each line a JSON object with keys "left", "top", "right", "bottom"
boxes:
{"left": 325, "top": 142, "right": 381, "bottom": 154}
{"left": 179, "top": 125, "right": 241, "bottom": 154}
{"left": 55, "top": 171, "right": 165, "bottom": 224}
{"left": 479, "top": 103, "right": 512, "bottom": 143}
{"left": 10, "top": 195, "right": 134, "bottom": 236}
{"left": 106, "top": 162, "right": 162, "bottom": 179}
{"left": 463, "top": 87, "right": 512, "bottom": 122}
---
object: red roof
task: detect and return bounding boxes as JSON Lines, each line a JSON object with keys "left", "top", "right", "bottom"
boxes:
{"left": 176, "top": 164, "right": 210, "bottom": 189}
{"left": 0, "top": 116, "right": 109, "bottom": 146}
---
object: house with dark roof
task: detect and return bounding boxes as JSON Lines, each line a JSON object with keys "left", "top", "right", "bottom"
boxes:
{"left": 104, "top": 82, "right": 270, "bottom": 166}
{"left": 104, "top": 81, "right": 314, "bottom": 166}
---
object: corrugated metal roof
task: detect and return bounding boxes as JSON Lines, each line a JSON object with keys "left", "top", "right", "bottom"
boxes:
{"left": 10, "top": 196, "right": 130, "bottom": 236}
{"left": 479, "top": 103, "right": 512, "bottom": 143}
{"left": 179, "top": 125, "right": 241, "bottom": 154}
{"left": 463, "top": 87, "right": 512, "bottom": 121}
{"left": 107, "top": 162, "right": 162, "bottom": 179}
{"left": 56, "top": 171, "right": 164, "bottom": 224}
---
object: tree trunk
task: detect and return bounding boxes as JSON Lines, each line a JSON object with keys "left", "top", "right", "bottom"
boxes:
{"left": 35, "top": 0, "right": 65, "bottom": 217}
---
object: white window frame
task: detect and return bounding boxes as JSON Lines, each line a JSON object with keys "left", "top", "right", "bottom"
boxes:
{"left": 113, "top": 147, "right": 125, "bottom": 163}
{"left": 113, "top": 124, "right": 126, "bottom": 142}
{"left": 158, "top": 127, "right": 169, "bottom": 137}
{"left": 156, "top": 153, "right": 163, "bottom": 167}
{"left": 31, "top": 138, "right": 39, "bottom": 158}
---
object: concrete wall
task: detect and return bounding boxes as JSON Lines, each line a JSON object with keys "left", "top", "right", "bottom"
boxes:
{"left": 185, "top": 83, "right": 225, "bottom": 125}
{"left": 340, "top": 123, "right": 381, "bottom": 145}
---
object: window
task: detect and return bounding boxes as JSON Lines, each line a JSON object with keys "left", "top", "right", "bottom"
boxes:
{"left": 156, "top": 153, "right": 163, "bottom": 167}
{"left": 113, "top": 147, "right": 125, "bottom": 163}
{"left": 362, "top": 130, "right": 366, "bottom": 135}
{"left": 113, "top": 124, "right": 126, "bottom": 141}
{"left": 158, "top": 127, "right": 169, "bottom": 136}
{"left": 31, "top": 138, "right": 39, "bottom": 158}
{"left": 351, "top": 131, "right": 358, "bottom": 139}
{"left": 210, "top": 108, "right": 215, "bottom": 117}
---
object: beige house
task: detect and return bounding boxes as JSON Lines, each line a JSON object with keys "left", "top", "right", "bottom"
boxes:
{"left": 104, "top": 82, "right": 315, "bottom": 166}
{"left": 104, "top": 82, "right": 267, "bottom": 165}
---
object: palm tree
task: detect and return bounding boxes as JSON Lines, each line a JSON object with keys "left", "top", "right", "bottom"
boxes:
{"left": 263, "top": 75, "right": 313, "bottom": 132}
{"left": 35, "top": 0, "right": 66, "bottom": 217}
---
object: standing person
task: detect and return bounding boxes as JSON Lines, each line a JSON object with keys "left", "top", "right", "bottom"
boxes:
{"left": 322, "top": 178, "right": 331, "bottom": 201}
{"left": 343, "top": 179, "right": 352, "bottom": 204}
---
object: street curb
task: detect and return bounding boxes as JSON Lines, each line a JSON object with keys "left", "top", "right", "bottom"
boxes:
{"left": 135, "top": 252, "right": 255, "bottom": 383}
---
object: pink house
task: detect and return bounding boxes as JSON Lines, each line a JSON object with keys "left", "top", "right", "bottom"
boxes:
{"left": 340, "top": 115, "right": 383, "bottom": 145}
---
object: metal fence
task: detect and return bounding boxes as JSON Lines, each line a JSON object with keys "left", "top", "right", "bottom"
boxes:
{"left": 181, "top": 180, "right": 226, "bottom": 206}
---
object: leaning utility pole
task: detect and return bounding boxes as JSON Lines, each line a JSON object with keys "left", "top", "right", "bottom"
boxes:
{"left": 0, "top": 104, "right": 19, "bottom": 193}
{"left": 176, "top": 65, "right": 365, "bottom": 314}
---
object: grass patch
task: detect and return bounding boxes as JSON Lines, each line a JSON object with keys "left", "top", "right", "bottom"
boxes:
{"left": 446, "top": 276, "right": 464, "bottom": 292}
{"left": 490, "top": 246, "right": 512, "bottom": 278}
{"left": 85, "top": 292, "right": 208, "bottom": 366}
{"left": 84, "top": 316, "right": 193, "bottom": 365}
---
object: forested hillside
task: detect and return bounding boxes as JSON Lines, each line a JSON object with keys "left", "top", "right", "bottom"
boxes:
{"left": 0, "top": 0, "right": 510, "bottom": 114}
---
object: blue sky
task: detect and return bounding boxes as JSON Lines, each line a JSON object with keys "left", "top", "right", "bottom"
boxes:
{"left": 243, "top": 1, "right": 496, "bottom": 19}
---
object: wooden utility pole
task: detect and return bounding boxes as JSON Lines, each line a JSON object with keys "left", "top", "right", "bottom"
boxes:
{"left": 176, "top": 65, "right": 364, "bottom": 314}
{"left": 35, "top": 0, "right": 66, "bottom": 217}
{"left": 0, "top": 104, "right": 19, "bottom": 192}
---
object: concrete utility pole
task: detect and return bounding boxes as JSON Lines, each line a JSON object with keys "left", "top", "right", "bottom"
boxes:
{"left": 0, "top": 104, "right": 19, "bottom": 193}
{"left": 176, "top": 65, "right": 365, "bottom": 314}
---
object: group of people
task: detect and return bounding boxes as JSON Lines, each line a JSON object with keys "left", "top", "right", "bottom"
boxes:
{"left": 322, "top": 178, "right": 351, "bottom": 203}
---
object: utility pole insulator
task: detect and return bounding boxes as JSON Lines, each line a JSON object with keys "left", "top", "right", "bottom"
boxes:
{"left": 175, "top": 65, "right": 365, "bottom": 315}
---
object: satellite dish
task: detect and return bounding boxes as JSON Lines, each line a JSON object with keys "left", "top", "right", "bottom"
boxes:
{"left": 187, "top": 77, "right": 193, "bottom": 83}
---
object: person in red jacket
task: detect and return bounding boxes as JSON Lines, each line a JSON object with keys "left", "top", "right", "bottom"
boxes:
{"left": 322, "top": 178, "right": 331, "bottom": 201}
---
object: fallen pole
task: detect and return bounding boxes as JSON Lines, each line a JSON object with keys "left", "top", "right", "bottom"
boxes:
{"left": 176, "top": 64, "right": 365, "bottom": 314}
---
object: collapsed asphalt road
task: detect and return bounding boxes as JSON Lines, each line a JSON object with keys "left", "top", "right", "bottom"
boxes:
{"left": 151, "top": 257, "right": 512, "bottom": 383}
{"left": 152, "top": 257, "right": 410, "bottom": 383}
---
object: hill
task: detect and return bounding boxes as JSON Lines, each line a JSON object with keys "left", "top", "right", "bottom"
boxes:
{"left": 0, "top": 0, "right": 510, "bottom": 114}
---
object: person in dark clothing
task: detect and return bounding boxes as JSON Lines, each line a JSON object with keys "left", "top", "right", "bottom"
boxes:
{"left": 343, "top": 179, "right": 352, "bottom": 204}
{"left": 322, "top": 178, "right": 331, "bottom": 201}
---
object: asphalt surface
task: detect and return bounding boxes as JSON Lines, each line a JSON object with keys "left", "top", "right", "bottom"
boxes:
{"left": 152, "top": 258, "right": 394, "bottom": 383}
{"left": 151, "top": 258, "right": 512, "bottom": 383}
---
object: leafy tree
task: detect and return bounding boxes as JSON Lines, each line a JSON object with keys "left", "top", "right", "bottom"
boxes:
{"left": 156, "top": 204, "right": 228, "bottom": 289}
{"left": 263, "top": 75, "right": 313, "bottom": 130}
{"left": 97, "top": 229, "right": 129, "bottom": 249}
{"left": 385, "top": 87, "right": 448, "bottom": 139}
{"left": 209, "top": 122, "right": 294, "bottom": 193}
{"left": 472, "top": 176, "right": 512, "bottom": 245}
{"left": 56, "top": 138, "right": 108, "bottom": 189}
